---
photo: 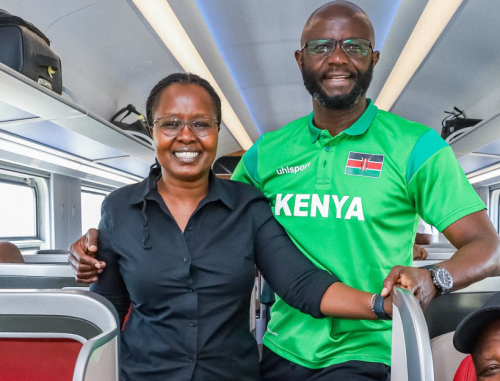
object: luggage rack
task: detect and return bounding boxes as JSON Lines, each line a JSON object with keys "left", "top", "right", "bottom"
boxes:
{"left": 0, "top": 61, "right": 155, "bottom": 182}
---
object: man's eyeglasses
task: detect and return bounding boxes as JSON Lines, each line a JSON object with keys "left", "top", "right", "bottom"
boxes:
{"left": 152, "top": 117, "right": 218, "bottom": 137}
{"left": 300, "top": 38, "right": 373, "bottom": 58}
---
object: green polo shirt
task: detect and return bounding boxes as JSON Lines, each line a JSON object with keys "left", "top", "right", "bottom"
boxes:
{"left": 231, "top": 100, "right": 485, "bottom": 369}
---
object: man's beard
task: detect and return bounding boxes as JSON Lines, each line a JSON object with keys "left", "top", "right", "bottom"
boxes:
{"left": 301, "top": 62, "right": 373, "bottom": 110}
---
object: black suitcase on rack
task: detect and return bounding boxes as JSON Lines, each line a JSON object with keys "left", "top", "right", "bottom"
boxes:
{"left": 0, "top": 9, "right": 62, "bottom": 94}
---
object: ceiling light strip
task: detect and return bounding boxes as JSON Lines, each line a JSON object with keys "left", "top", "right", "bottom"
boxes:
{"left": 468, "top": 170, "right": 500, "bottom": 185}
{"left": 0, "top": 136, "right": 142, "bottom": 185}
{"left": 467, "top": 163, "right": 500, "bottom": 185}
{"left": 130, "top": 0, "right": 253, "bottom": 150}
{"left": 375, "top": 0, "right": 464, "bottom": 111}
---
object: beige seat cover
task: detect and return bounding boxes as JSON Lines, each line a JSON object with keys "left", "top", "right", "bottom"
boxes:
{"left": 431, "top": 332, "right": 468, "bottom": 381}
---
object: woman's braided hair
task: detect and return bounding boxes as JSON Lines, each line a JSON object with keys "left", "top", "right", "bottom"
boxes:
{"left": 146, "top": 73, "right": 222, "bottom": 127}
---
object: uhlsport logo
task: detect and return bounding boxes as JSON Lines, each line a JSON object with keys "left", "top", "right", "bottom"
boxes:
{"left": 276, "top": 162, "right": 311, "bottom": 175}
{"left": 344, "top": 151, "right": 384, "bottom": 178}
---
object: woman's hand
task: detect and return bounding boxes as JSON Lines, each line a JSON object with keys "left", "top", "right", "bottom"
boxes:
{"left": 67, "top": 228, "right": 105, "bottom": 284}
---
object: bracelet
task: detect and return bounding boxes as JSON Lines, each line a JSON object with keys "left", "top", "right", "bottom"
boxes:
{"left": 373, "top": 293, "right": 392, "bottom": 320}
{"left": 370, "top": 293, "right": 377, "bottom": 317}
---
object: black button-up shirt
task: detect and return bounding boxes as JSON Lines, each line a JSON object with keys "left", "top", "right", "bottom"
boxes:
{"left": 91, "top": 164, "right": 337, "bottom": 381}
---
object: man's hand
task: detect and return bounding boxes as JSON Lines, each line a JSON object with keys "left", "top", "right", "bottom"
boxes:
{"left": 67, "top": 228, "right": 105, "bottom": 284}
{"left": 381, "top": 266, "right": 437, "bottom": 310}
{"left": 413, "top": 243, "right": 428, "bottom": 260}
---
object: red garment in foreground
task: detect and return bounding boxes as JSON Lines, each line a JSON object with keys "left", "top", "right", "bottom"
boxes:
{"left": 454, "top": 355, "right": 477, "bottom": 381}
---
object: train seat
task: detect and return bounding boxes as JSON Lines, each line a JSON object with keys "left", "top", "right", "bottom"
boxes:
{"left": 0, "top": 289, "right": 119, "bottom": 381}
{"left": 23, "top": 253, "right": 70, "bottom": 263}
{"left": 1, "top": 338, "right": 83, "bottom": 381}
{"left": 34, "top": 249, "right": 71, "bottom": 254}
{"left": 0, "top": 263, "right": 83, "bottom": 288}
{"left": 430, "top": 332, "right": 467, "bottom": 381}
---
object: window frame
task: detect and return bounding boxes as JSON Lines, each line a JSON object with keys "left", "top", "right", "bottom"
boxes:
{"left": 490, "top": 187, "right": 500, "bottom": 233}
{"left": 0, "top": 166, "right": 50, "bottom": 251}
{"left": 80, "top": 184, "right": 111, "bottom": 235}
{"left": 0, "top": 178, "right": 38, "bottom": 240}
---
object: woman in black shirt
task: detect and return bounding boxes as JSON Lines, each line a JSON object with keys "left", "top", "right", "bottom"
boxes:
{"left": 69, "top": 73, "right": 392, "bottom": 381}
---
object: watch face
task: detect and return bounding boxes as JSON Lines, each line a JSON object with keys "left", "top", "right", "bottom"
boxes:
{"left": 435, "top": 268, "right": 453, "bottom": 290}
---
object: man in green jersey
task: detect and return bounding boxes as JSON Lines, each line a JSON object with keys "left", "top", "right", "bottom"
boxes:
{"left": 69, "top": 1, "right": 500, "bottom": 380}
{"left": 229, "top": 1, "right": 500, "bottom": 380}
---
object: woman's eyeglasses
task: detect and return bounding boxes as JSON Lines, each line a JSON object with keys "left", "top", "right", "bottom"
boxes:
{"left": 152, "top": 117, "right": 218, "bottom": 137}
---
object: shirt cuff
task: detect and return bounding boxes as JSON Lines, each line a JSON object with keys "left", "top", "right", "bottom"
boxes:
{"left": 308, "top": 271, "right": 340, "bottom": 319}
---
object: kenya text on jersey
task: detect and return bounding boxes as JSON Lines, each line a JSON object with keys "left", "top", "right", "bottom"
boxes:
{"left": 275, "top": 194, "right": 364, "bottom": 220}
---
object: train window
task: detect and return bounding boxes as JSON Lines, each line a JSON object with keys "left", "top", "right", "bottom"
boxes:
{"left": 490, "top": 188, "right": 500, "bottom": 233}
{"left": 81, "top": 187, "right": 109, "bottom": 234}
{"left": 0, "top": 180, "right": 37, "bottom": 239}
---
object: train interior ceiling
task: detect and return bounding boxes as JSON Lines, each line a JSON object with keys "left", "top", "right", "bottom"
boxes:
{"left": 1, "top": 0, "right": 500, "bottom": 247}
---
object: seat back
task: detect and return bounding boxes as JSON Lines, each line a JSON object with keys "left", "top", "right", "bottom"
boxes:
{"left": 0, "top": 263, "right": 82, "bottom": 288}
{"left": 0, "top": 289, "right": 119, "bottom": 381}
{"left": 34, "top": 250, "right": 70, "bottom": 255}
{"left": 0, "top": 338, "right": 84, "bottom": 381}
{"left": 391, "top": 287, "right": 434, "bottom": 381}
{"left": 421, "top": 244, "right": 455, "bottom": 261}
{"left": 425, "top": 292, "right": 494, "bottom": 340}
{"left": 23, "top": 253, "right": 70, "bottom": 263}
{"left": 430, "top": 332, "right": 467, "bottom": 381}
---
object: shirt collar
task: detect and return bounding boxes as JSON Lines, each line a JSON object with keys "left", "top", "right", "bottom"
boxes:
{"left": 308, "top": 99, "right": 378, "bottom": 142}
{"left": 128, "top": 161, "right": 234, "bottom": 210}
{"left": 203, "top": 171, "right": 235, "bottom": 210}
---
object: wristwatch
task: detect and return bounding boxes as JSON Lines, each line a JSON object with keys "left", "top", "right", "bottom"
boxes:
{"left": 422, "top": 265, "right": 453, "bottom": 295}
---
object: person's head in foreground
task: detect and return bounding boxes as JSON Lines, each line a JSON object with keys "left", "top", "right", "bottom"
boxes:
{"left": 454, "top": 292, "right": 500, "bottom": 380}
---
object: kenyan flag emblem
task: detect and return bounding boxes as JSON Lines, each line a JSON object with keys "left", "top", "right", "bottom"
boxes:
{"left": 344, "top": 151, "right": 384, "bottom": 178}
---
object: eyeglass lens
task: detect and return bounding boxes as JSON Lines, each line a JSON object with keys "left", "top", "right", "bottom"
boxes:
{"left": 154, "top": 118, "right": 217, "bottom": 137}
{"left": 306, "top": 39, "right": 371, "bottom": 57}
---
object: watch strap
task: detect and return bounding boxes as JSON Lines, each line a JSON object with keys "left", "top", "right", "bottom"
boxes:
{"left": 421, "top": 264, "right": 437, "bottom": 271}
{"left": 373, "top": 293, "right": 391, "bottom": 320}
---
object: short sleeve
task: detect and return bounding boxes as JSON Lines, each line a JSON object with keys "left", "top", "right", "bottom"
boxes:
{"left": 231, "top": 136, "right": 262, "bottom": 188}
{"left": 407, "top": 141, "right": 485, "bottom": 232}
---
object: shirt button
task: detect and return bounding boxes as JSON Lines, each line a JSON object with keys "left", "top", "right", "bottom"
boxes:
{"left": 189, "top": 357, "right": 194, "bottom": 363}
{"left": 186, "top": 226, "right": 192, "bottom": 231}
{"left": 325, "top": 146, "right": 331, "bottom": 152}
{"left": 183, "top": 257, "right": 189, "bottom": 263}
{"left": 321, "top": 133, "right": 327, "bottom": 138}
{"left": 189, "top": 321, "right": 195, "bottom": 327}
{"left": 188, "top": 288, "right": 193, "bottom": 293}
